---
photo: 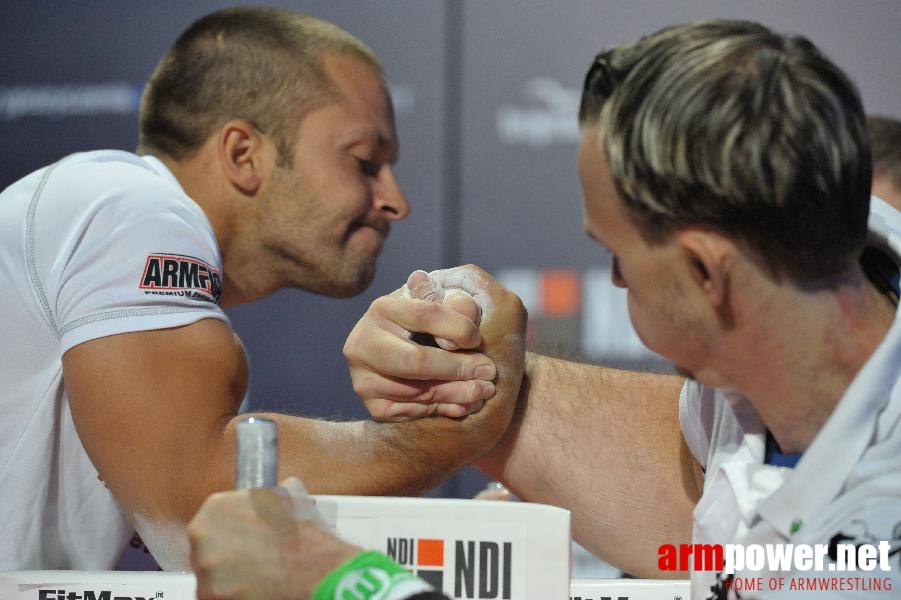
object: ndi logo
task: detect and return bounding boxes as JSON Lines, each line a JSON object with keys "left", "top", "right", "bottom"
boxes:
{"left": 386, "top": 537, "right": 513, "bottom": 599}
{"left": 386, "top": 538, "right": 444, "bottom": 589}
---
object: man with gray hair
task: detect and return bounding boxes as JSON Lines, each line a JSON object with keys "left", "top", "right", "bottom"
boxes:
{"left": 190, "top": 18, "right": 900, "bottom": 599}
{"left": 0, "top": 6, "right": 519, "bottom": 572}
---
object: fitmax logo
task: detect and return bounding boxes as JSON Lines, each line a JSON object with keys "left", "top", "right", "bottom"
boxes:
{"left": 37, "top": 591, "right": 162, "bottom": 600}
{"left": 386, "top": 537, "right": 512, "bottom": 599}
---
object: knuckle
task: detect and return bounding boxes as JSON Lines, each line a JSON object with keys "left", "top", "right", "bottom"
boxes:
{"left": 412, "top": 386, "right": 437, "bottom": 404}
{"left": 411, "top": 298, "right": 440, "bottom": 320}
{"left": 362, "top": 397, "right": 389, "bottom": 417}
{"left": 459, "top": 381, "right": 485, "bottom": 405}
{"left": 370, "top": 295, "right": 392, "bottom": 312}
{"left": 383, "top": 403, "right": 418, "bottom": 421}
{"left": 349, "top": 371, "right": 372, "bottom": 396}
{"left": 342, "top": 332, "right": 362, "bottom": 360}
{"left": 455, "top": 361, "right": 466, "bottom": 381}
{"left": 400, "top": 345, "right": 429, "bottom": 374}
{"left": 186, "top": 520, "right": 202, "bottom": 541}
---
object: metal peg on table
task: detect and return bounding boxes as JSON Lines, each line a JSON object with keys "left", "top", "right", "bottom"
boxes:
{"left": 235, "top": 417, "right": 278, "bottom": 489}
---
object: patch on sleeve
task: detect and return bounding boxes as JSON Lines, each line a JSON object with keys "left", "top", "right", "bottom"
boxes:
{"left": 139, "top": 253, "right": 222, "bottom": 304}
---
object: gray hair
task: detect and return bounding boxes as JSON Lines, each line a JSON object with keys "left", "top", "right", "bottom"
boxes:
{"left": 580, "top": 20, "right": 871, "bottom": 285}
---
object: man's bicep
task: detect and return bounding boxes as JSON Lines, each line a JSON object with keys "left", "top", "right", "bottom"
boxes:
{"left": 62, "top": 318, "right": 248, "bottom": 524}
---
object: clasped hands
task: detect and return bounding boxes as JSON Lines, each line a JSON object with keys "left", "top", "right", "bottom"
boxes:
{"left": 343, "top": 264, "right": 527, "bottom": 421}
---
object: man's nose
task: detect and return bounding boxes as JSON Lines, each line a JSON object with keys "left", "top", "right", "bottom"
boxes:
{"left": 374, "top": 166, "right": 410, "bottom": 220}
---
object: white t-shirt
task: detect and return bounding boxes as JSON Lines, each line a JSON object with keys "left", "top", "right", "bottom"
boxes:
{"left": 681, "top": 197, "right": 901, "bottom": 599}
{"left": 0, "top": 150, "right": 229, "bottom": 569}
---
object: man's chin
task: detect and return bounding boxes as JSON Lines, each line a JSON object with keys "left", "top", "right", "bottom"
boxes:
{"left": 315, "top": 265, "right": 376, "bottom": 298}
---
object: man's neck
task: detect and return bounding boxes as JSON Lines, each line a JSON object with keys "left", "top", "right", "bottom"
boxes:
{"left": 730, "top": 266, "right": 895, "bottom": 454}
{"left": 155, "top": 152, "right": 278, "bottom": 308}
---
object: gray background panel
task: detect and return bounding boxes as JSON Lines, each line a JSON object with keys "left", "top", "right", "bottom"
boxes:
{"left": 2, "top": 1, "right": 899, "bottom": 499}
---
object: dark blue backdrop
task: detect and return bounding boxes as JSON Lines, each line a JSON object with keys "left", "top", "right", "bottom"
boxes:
{"left": 3, "top": 0, "right": 899, "bottom": 498}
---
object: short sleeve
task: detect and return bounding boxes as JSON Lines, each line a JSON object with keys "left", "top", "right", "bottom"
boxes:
{"left": 29, "top": 153, "right": 229, "bottom": 354}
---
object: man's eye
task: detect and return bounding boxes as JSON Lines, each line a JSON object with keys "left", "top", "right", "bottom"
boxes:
{"left": 357, "top": 158, "right": 380, "bottom": 178}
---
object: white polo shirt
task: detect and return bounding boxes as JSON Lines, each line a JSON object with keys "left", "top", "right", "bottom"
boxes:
{"left": 681, "top": 198, "right": 901, "bottom": 599}
{"left": 0, "top": 150, "right": 229, "bottom": 569}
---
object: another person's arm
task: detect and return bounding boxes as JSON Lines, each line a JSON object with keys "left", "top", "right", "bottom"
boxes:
{"left": 189, "top": 481, "right": 450, "bottom": 600}
{"left": 345, "top": 269, "right": 701, "bottom": 578}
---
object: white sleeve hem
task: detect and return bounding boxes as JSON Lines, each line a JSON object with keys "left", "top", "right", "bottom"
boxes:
{"left": 60, "top": 309, "right": 229, "bottom": 354}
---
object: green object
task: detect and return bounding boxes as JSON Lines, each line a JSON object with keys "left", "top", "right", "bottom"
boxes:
{"left": 790, "top": 519, "right": 803, "bottom": 535}
{"left": 313, "top": 550, "right": 422, "bottom": 600}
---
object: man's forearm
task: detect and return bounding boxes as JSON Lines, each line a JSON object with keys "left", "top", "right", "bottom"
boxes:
{"left": 250, "top": 402, "right": 516, "bottom": 497}
{"left": 474, "top": 352, "right": 698, "bottom": 577}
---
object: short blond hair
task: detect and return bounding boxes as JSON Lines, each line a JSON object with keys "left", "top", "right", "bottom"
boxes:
{"left": 138, "top": 6, "right": 381, "bottom": 165}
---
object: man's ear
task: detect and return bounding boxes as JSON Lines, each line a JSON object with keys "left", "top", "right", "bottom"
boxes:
{"left": 676, "top": 229, "right": 734, "bottom": 308}
{"left": 218, "top": 119, "right": 268, "bottom": 196}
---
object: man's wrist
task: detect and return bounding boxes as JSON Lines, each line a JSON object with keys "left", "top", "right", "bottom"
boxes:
{"left": 313, "top": 550, "right": 435, "bottom": 600}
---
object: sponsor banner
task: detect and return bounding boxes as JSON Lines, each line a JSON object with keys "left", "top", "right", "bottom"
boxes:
{"left": 3, "top": 496, "right": 569, "bottom": 600}
{"left": 5, "top": 573, "right": 695, "bottom": 600}
{"left": 581, "top": 268, "right": 650, "bottom": 360}
{"left": 497, "top": 266, "right": 656, "bottom": 361}
{"left": 315, "top": 495, "right": 571, "bottom": 599}
{"left": 0, "top": 571, "right": 194, "bottom": 600}
{"left": 496, "top": 78, "right": 580, "bottom": 148}
{"left": 0, "top": 83, "right": 141, "bottom": 121}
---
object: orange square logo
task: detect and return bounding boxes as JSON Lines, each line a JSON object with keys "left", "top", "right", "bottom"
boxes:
{"left": 540, "top": 270, "right": 580, "bottom": 317}
{"left": 417, "top": 538, "right": 444, "bottom": 567}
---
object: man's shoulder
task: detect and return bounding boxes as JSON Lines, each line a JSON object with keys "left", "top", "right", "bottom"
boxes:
{"left": 37, "top": 150, "right": 202, "bottom": 224}
{"left": 51, "top": 150, "right": 174, "bottom": 194}
{"left": 802, "top": 494, "right": 901, "bottom": 574}
{"left": 51, "top": 149, "right": 151, "bottom": 175}
{"left": 807, "top": 448, "right": 901, "bottom": 548}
